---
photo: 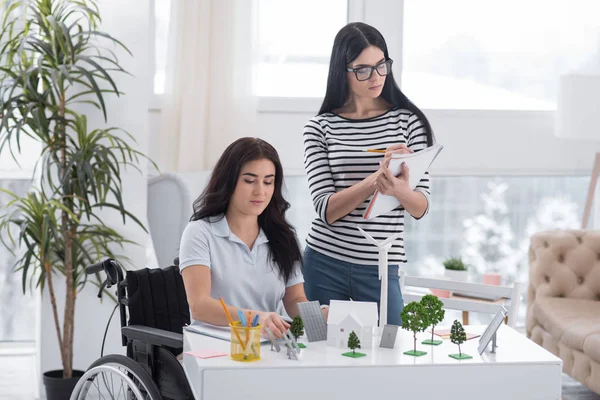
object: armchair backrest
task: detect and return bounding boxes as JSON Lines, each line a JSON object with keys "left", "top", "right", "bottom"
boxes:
{"left": 528, "top": 230, "right": 600, "bottom": 304}
{"left": 147, "top": 172, "right": 212, "bottom": 268}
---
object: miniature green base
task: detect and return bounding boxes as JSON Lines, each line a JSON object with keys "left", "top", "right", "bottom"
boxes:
{"left": 422, "top": 339, "right": 443, "bottom": 346}
{"left": 449, "top": 353, "right": 473, "bottom": 360}
{"left": 403, "top": 350, "right": 427, "bottom": 357}
{"left": 297, "top": 343, "right": 307, "bottom": 348}
{"left": 342, "top": 351, "right": 366, "bottom": 358}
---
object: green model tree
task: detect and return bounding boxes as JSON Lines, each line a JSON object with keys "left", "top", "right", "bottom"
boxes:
{"left": 348, "top": 331, "right": 361, "bottom": 355}
{"left": 420, "top": 294, "right": 445, "bottom": 345}
{"left": 401, "top": 301, "right": 430, "bottom": 356}
{"left": 449, "top": 320, "right": 472, "bottom": 360}
{"left": 290, "top": 316, "right": 304, "bottom": 341}
{"left": 342, "top": 330, "right": 366, "bottom": 358}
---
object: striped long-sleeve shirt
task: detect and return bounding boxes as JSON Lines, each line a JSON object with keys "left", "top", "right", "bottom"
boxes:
{"left": 302, "top": 107, "right": 431, "bottom": 265}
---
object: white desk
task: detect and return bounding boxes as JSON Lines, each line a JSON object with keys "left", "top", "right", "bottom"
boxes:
{"left": 183, "top": 324, "right": 562, "bottom": 400}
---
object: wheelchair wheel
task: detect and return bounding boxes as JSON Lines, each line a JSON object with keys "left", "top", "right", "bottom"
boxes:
{"left": 71, "top": 354, "right": 162, "bottom": 400}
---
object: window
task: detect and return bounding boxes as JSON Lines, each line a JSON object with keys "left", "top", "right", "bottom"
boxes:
{"left": 402, "top": 0, "right": 600, "bottom": 110}
{"left": 0, "top": 137, "right": 41, "bottom": 178}
{"left": 256, "top": 0, "right": 348, "bottom": 97}
{"left": 154, "top": 0, "right": 172, "bottom": 94}
{"left": 285, "top": 174, "right": 593, "bottom": 327}
{"left": 0, "top": 179, "right": 35, "bottom": 342}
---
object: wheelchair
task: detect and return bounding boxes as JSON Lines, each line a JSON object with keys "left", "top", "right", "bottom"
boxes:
{"left": 70, "top": 258, "right": 195, "bottom": 400}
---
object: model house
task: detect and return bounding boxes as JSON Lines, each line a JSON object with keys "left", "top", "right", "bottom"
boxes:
{"left": 327, "top": 300, "right": 378, "bottom": 348}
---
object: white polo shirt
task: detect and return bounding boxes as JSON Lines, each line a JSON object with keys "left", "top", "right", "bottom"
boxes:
{"left": 179, "top": 215, "right": 304, "bottom": 317}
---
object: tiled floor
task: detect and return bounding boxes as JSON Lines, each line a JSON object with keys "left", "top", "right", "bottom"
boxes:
{"left": 562, "top": 374, "right": 600, "bottom": 400}
{"left": 1, "top": 352, "right": 599, "bottom": 399}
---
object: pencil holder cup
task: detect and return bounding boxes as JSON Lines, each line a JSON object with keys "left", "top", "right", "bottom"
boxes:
{"left": 230, "top": 322, "right": 261, "bottom": 362}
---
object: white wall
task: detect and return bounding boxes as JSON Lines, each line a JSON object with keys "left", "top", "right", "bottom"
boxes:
{"left": 149, "top": 107, "right": 600, "bottom": 176}
{"left": 39, "top": 0, "right": 150, "bottom": 393}
{"left": 147, "top": 0, "right": 599, "bottom": 177}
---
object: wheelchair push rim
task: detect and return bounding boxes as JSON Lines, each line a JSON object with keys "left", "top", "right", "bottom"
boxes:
{"left": 70, "top": 355, "right": 161, "bottom": 400}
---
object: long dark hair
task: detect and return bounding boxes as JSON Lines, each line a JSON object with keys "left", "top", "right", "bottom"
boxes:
{"left": 319, "top": 22, "right": 434, "bottom": 146}
{"left": 190, "top": 137, "right": 301, "bottom": 284}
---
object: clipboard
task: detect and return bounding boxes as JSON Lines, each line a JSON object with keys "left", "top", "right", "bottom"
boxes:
{"left": 363, "top": 144, "right": 443, "bottom": 219}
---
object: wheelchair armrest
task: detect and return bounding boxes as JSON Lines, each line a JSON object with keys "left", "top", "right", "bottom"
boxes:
{"left": 122, "top": 325, "right": 183, "bottom": 349}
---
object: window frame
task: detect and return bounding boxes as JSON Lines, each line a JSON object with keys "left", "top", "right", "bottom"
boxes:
{"left": 148, "top": 0, "right": 577, "bottom": 114}
{"left": 145, "top": 0, "right": 599, "bottom": 186}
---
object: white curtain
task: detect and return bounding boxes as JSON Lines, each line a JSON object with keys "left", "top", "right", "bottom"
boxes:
{"left": 159, "top": 0, "right": 257, "bottom": 172}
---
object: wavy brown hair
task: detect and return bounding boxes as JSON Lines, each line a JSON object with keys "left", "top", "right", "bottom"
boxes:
{"left": 190, "top": 137, "right": 301, "bottom": 284}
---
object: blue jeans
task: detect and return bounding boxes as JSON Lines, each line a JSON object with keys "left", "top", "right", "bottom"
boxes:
{"left": 303, "top": 246, "right": 404, "bottom": 326}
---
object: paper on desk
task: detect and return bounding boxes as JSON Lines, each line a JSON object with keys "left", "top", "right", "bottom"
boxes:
{"left": 184, "top": 350, "right": 228, "bottom": 359}
{"left": 184, "top": 322, "right": 270, "bottom": 344}
{"left": 429, "top": 329, "right": 480, "bottom": 340}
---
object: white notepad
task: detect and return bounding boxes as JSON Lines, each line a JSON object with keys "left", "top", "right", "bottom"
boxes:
{"left": 184, "top": 322, "right": 270, "bottom": 344}
{"left": 363, "top": 144, "right": 443, "bottom": 219}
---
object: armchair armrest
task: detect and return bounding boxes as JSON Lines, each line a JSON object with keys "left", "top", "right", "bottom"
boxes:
{"left": 122, "top": 325, "right": 183, "bottom": 349}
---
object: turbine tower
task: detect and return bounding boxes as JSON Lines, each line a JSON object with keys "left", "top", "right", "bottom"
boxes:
{"left": 357, "top": 227, "right": 402, "bottom": 331}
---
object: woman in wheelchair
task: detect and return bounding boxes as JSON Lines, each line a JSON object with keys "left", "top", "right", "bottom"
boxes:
{"left": 179, "top": 137, "right": 327, "bottom": 338}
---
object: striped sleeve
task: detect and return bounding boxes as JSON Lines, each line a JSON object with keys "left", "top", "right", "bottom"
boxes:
{"left": 407, "top": 113, "right": 431, "bottom": 219}
{"left": 303, "top": 118, "right": 335, "bottom": 225}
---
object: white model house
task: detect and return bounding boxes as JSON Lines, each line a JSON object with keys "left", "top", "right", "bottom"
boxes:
{"left": 327, "top": 300, "right": 378, "bottom": 348}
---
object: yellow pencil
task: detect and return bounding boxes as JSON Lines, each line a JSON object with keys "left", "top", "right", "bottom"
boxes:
{"left": 246, "top": 311, "right": 251, "bottom": 343}
{"left": 219, "top": 296, "right": 245, "bottom": 347}
{"left": 364, "top": 149, "right": 386, "bottom": 153}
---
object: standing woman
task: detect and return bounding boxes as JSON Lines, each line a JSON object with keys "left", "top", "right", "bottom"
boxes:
{"left": 302, "top": 22, "right": 435, "bottom": 325}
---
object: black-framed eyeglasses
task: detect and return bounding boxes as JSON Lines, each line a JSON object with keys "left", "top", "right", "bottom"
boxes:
{"left": 346, "top": 59, "right": 393, "bottom": 81}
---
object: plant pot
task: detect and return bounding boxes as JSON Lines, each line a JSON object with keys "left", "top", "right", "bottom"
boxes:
{"left": 483, "top": 272, "right": 502, "bottom": 285}
{"left": 430, "top": 288, "right": 451, "bottom": 298}
{"left": 444, "top": 269, "right": 468, "bottom": 282}
{"left": 43, "top": 370, "right": 85, "bottom": 400}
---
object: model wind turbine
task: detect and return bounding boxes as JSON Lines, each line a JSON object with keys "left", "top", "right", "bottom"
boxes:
{"left": 357, "top": 227, "right": 402, "bottom": 332}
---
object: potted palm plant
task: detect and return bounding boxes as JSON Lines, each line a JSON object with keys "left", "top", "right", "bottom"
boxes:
{"left": 0, "top": 1, "right": 152, "bottom": 398}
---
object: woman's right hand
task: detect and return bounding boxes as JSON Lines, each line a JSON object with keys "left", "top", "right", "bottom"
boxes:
{"left": 383, "top": 143, "right": 413, "bottom": 169}
{"left": 369, "top": 144, "right": 413, "bottom": 187}
{"left": 259, "top": 312, "right": 290, "bottom": 338}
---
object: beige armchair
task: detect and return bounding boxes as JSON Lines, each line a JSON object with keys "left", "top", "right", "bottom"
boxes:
{"left": 527, "top": 230, "right": 600, "bottom": 394}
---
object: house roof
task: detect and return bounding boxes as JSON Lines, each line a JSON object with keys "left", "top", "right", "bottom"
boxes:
{"left": 328, "top": 300, "right": 378, "bottom": 326}
{"left": 340, "top": 313, "right": 363, "bottom": 327}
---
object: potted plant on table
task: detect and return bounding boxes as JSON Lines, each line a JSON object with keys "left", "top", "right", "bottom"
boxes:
{"left": 0, "top": 0, "right": 151, "bottom": 398}
{"left": 401, "top": 301, "right": 430, "bottom": 357}
{"left": 443, "top": 257, "right": 469, "bottom": 282}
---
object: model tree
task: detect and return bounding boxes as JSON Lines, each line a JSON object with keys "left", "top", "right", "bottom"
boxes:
{"left": 449, "top": 320, "right": 472, "bottom": 360}
{"left": 348, "top": 331, "right": 361, "bottom": 354}
{"left": 290, "top": 316, "right": 304, "bottom": 340}
{"left": 420, "top": 294, "right": 445, "bottom": 346}
{"left": 290, "top": 316, "right": 306, "bottom": 348}
{"left": 342, "top": 330, "right": 366, "bottom": 358}
{"left": 401, "top": 301, "right": 430, "bottom": 356}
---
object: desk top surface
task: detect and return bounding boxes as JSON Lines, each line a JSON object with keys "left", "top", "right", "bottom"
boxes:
{"left": 183, "top": 324, "right": 561, "bottom": 370}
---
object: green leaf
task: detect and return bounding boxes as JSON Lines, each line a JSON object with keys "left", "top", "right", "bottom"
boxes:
{"left": 73, "top": 65, "right": 106, "bottom": 120}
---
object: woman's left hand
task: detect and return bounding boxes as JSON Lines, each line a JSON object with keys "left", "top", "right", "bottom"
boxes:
{"left": 374, "top": 159, "right": 410, "bottom": 200}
